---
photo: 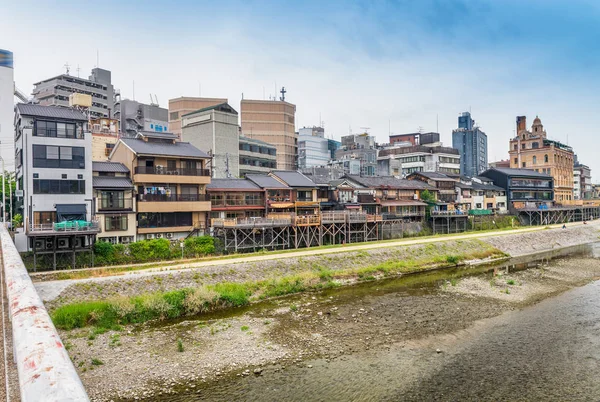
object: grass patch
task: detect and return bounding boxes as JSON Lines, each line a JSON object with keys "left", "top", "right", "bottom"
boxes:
{"left": 177, "top": 338, "right": 184, "bottom": 352}
{"left": 506, "top": 279, "right": 515, "bottom": 285}
{"left": 241, "top": 325, "right": 249, "bottom": 332}
{"left": 91, "top": 358, "right": 104, "bottom": 366}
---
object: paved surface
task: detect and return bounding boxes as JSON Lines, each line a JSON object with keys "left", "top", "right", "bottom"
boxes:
{"left": 1, "top": 249, "right": 21, "bottom": 401}
{"left": 33, "top": 222, "right": 593, "bottom": 303}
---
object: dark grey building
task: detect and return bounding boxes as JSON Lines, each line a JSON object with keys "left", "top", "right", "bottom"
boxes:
{"left": 32, "top": 68, "right": 115, "bottom": 119}
{"left": 113, "top": 99, "right": 168, "bottom": 137}
{"left": 479, "top": 167, "right": 554, "bottom": 211}
{"left": 452, "top": 112, "right": 487, "bottom": 177}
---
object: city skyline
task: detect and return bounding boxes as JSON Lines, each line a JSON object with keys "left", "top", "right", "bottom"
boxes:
{"left": 2, "top": 0, "right": 599, "bottom": 176}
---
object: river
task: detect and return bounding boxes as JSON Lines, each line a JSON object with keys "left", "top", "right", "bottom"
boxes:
{"left": 148, "top": 243, "right": 600, "bottom": 402}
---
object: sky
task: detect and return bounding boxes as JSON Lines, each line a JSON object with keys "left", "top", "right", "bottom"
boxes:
{"left": 2, "top": 0, "right": 600, "bottom": 177}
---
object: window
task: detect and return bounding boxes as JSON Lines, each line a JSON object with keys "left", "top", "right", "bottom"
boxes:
{"left": 32, "top": 145, "right": 85, "bottom": 169}
{"left": 532, "top": 142, "right": 539, "bottom": 149}
{"left": 33, "top": 211, "right": 57, "bottom": 225}
{"left": 170, "top": 112, "right": 179, "bottom": 120}
{"left": 544, "top": 154, "right": 548, "bottom": 163}
{"left": 33, "top": 179, "right": 85, "bottom": 194}
{"left": 514, "top": 158, "right": 518, "bottom": 164}
{"left": 137, "top": 212, "right": 192, "bottom": 228}
{"left": 513, "top": 144, "right": 517, "bottom": 150}
{"left": 522, "top": 162, "right": 526, "bottom": 167}
{"left": 521, "top": 143, "right": 526, "bottom": 149}
{"left": 533, "top": 156, "right": 537, "bottom": 164}
{"left": 61, "top": 174, "right": 67, "bottom": 179}
{"left": 35, "top": 120, "right": 79, "bottom": 138}
{"left": 105, "top": 215, "right": 128, "bottom": 231}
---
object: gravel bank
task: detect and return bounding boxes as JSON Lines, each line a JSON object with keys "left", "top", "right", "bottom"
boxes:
{"left": 483, "top": 222, "right": 599, "bottom": 257}
{"left": 63, "top": 248, "right": 600, "bottom": 401}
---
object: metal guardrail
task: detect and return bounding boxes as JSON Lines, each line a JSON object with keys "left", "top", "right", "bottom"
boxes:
{"left": 28, "top": 220, "right": 100, "bottom": 233}
{"left": 0, "top": 225, "right": 89, "bottom": 401}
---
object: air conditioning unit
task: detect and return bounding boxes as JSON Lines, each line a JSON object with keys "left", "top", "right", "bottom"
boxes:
{"left": 45, "top": 238, "right": 54, "bottom": 249}
{"left": 34, "top": 239, "right": 46, "bottom": 250}
{"left": 156, "top": 233, "right": 164, "bottom": 239}
{"left": 146, "top": 234, "right": 156, "bottom": 239}
{"left": 120, "top": 236, "right": 132, "bottom": 244}
{"left": 165, "top": 232, "right": 174, "bottom": 239}
{"left": 57, "top": 238, "right": 70, "bottom": 249}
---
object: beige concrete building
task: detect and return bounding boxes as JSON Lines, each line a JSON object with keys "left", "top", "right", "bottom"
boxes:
{"left": 508, "top": 116, "right": 574, "bottom": 203}
{"left": 90, "top": 117, "right": 119, "bottom": 161}
{"left": 109, "top": 132, "right": 212, "bottom": 240}
{"left": 168, "top": 97, "right": 227, "bottom": 139}
{"left": 240, "top": 99, "right": 297, "bottom": 170}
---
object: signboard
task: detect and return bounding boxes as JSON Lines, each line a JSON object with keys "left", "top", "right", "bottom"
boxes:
{"left": 15, "top": 190, "right": 23, "bottom": 197}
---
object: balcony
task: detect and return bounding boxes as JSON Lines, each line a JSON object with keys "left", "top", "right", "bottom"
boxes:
{"left": 134, "top": 166, "right": 210, "bottom": 176}
{"left": 137, "top": 193, "right": 210, "bottom": 213}
{"left": 27, "top": 220, "right": 101, "bottom": 235}
{"left": 357, "top": 194, "right": 376, "bottom": 203}
{"left": 134, "top": 166, "right": 211, "bottom": 185}
{"left": 98, "top": 198, "right": 134, "bottom": 212}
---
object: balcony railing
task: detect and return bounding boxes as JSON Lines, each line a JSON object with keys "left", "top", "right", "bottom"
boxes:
{"left": 138, "top": 194, "right": 210, "bottom": 202}
{"left": 99, "top": 198, "right": 134, "bottom": 211}
{"left": 357, "top": 194, "right": 376, "bottom": 203}
{"left": 134, "top": 166, "right": 210, "bottom": 176}
{"left": 28, "top": 220, "right": 100, "bottom": 233}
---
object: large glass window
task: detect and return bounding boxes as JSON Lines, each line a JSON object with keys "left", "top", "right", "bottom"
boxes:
{"left": 137, "top": 212, "right": 193, "bottom": 228}
{"left": 32, "top": 145, "right": 85, "bottom": 169}
{"left": 35, "top": 120, "right": 80, "bottom": 138}
{"left": 33, "top": 179, "right": 85, "bottom": 194}
{"left": 105, "top": 215, "right": 128, "bottom": 231}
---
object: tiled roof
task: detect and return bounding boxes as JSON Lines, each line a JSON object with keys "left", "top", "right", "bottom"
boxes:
{"left": 92, "top": 176, "right": 133, "bottom": 189}
{"left": 486, "top": 167, "right": 552, "bottom": 178}
{"left": 411, "top": 171, "right": 457, "bottom": 181}
{"left": 16, "top": 103, "right": 88, "bottom": 121}
{"left": 120, "top": 138, "right": 209, "bottom": 158}
{"left": 182, "top": 102, "right": 238, "bottom": 117}
{"left": 246, "top": 174, "right": 290, "bottom": 189}
{"left": 207, "top": 179, "right": 261, "bottom": 190}
{"left": 346, "top": 175, "right": 436, "bottom": 190}
{"left": 92, "top": 161, "right": 129, "bottom": 173}
{"left": 136, "top": 131, "right": 178, "bottom": 140}
{"left": 270, "top": 171, "right": 317, "bottom": 188}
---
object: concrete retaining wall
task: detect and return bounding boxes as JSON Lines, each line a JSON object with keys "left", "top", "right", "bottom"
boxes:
{"left": 0, "top": 226, "right": 89, "bottom": 401}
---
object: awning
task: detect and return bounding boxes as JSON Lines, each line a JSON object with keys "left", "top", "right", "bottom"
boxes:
{"left": 345, "top": 204, "right": 361, "bottom": 209}
{"left": 270, "top": 202, "right": 295, "bottom": 208}
{"left": 56, "top": 204, "right": 86, "bottom": 222}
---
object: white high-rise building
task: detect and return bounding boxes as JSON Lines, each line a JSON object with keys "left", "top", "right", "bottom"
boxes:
{"left": 0, "top": 49, "right": 14, "bottom": 168}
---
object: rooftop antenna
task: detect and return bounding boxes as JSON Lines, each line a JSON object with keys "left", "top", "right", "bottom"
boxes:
{"left": 418, "top": 126, "right": 424, "bottom": 134}
{"left": 154, "top": 94, "right": 159, "bottom": 106}
{"left": 63, "top": 62, "right": 70, "bottom": 75}
{"left": 274, "top": 81, "right": 277, "bottom": 101}
{"left": 280, "top": 86, "right": 286, "bottom": 101}
{"left": 76, "top": 65, "right": 81, "bottom": 78}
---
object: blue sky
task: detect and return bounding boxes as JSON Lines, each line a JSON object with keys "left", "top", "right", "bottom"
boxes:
{"left": 2, "top": 0, "right": 600, "bottom": 175}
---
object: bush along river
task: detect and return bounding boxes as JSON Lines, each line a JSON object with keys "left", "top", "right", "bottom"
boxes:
{"left": 57, "top": 240, "right": 600, "bottom": 402}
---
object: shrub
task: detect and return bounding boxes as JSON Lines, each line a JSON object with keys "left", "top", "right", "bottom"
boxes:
{"left": 446, "top": 255, "right": 460, "bottom": 265}
{"left": 184, "top": 236, "right": 215, "bottom": 257}
{"left": 211, "top": 282, "right": 252, "bottom": 307}
{"left": 52, "top": 301, "right": 112, "bottom": 330}
{"left": 183, "top": 286, "right": 219, "bottom": 315}
{"left": 177, "top": 338, "right": 184, "bottom": 352}
{"left": 262, "top": 276, "right": 306, "bottom": 298}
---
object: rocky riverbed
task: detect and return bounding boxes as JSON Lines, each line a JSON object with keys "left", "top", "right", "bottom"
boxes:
{"left": 59, "top": 242, "right": 600, "bottom": 401}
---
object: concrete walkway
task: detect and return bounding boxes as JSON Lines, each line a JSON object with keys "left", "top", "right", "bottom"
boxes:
{"left": 34, "top": 221, "right": 598, "bottom": 303}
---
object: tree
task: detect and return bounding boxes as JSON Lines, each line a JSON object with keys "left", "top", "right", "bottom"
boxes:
{"left": 419, "top": 189, "right": 436, "bottom": 219}
{"left": 0, "top": 171, "right": 17, "bottom": 223}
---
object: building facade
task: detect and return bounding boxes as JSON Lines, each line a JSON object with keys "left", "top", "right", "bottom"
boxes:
{"left": 169, "top": 97, "right": 228, "bottom": 139}
{"left": 573, "top": 159, "right": 592, "bottom": 200}
{"left": 480, "top": 167, "right": 554, "bottom": 211}
{"left": 240, "top": 99, "right": 297, "bottom": 170}
{"left": 334, "top": 133, "right": 378, "bottom": 176}
{"left": 109, "top": 132, "right": 212, "bottom": 240}
{"left": 0, "top": 49, "right": 14, "bottom": 168}
{"left": 389, "top": 132, "right": 440, "bottom": 146}
{"left": 207, "top": 179, "right": 265, "bottom": 220}
{"left": 509, "top": 116, "right": 574, "bottom": 203}
{"left": 92, "top": 162, "right": 136, "bottom": 244}
{"left": 14, "top": 104, "right": 96, "bottom": 253}
{"left": 378, "top": 145, "right": 460, "bottom": 176}
{"left": 298, "top": 126, "right": 331, "bottom": 169}
{"left": 113, "top": 99, "right": 168, "bottom": 137}
{"left": 32, "top": 68, "right": 115, "bottom": 119}
{"left": 452, "top": 112, "right": 488, "bottom": 177}
{"left": 90, "top": 117, "right": 120, "bottom": 161}
{"left": 181, "top": 103, "right": 240, "bottom": 179}
{"left": 239, "top": 136, "right": 277, "bottom": 176}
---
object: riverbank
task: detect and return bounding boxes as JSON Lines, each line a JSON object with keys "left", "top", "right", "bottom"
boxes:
{"left": 61, "top": 242, "right": 600, "bottom": 401}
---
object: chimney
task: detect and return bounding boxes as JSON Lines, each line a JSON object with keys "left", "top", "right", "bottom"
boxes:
{"left": 516, "top": 116, "right": 526, "bottom": 133}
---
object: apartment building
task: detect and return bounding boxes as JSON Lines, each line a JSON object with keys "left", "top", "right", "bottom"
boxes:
{"left": 169, "top": 97, "right": 228, "bottom": 139}
{"left": 379, "top": 145, "right": 461, "bottom": 176}
{"left": 109, "top": 132, "right": 211, "bottom": 240}
{"left": 114, "top": 99, "right": 168, "bottom": 138}
{"left": 455, "top": 177, "right": 507, "bottom": 213}
{"left": 268, "top": 171, "right": 319, "bottom": 215}
{"left": 181, "top": 103, "right": 240, "bottom": 178}
{"left": 334, "top": 133, "right": 378, "bottom": 177}
{"left": 92, "top": 162, "right": 136, "bottom": 244}
{"left": 14, "top": 104, "right": 97, "bottom": 255}
{"left": 239, "top": 136, "right": 277, "bottom": 176}
{"left": 32, "top": 68, "right": 115, "bottom": 119}
{"left": 298, "top": 126, "right": 331, "bottom": 169}
{"left": 407, "top": 172, "right": 458, "bottom": 204}
{"left": 389, "top": 132, "right": 440, "bottom": 146}
{"left": 90, "top": 117, "right": 120, "bottom": 161}
{"left": 480, "top": 167, "right": 554, "bottom": 211}
{"left": 573, "top": 159, "right": 593, "bottom": 200}
{"left": 508, "top": 116, "right": 573, "bottom": 203}
{"left": 241, "top": 99, "right": 297, "bottom": 170}
{"left": 207, "top": 179, "right": 265, "bottom": 220}
{"left": 246, "top": 174, "right": 293, "bottom": 214}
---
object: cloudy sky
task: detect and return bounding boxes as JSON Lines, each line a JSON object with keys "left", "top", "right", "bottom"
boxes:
{"left": 2, "top": 0, "right": 600, "bottom": 176}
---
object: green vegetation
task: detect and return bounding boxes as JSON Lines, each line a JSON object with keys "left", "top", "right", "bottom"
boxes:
{"left": 506, "top": 279, "right": 515, "bottom": 285}
{"left": 289, "top": 304, "right": 298, "bottom": 312}
{"left": 52, "top": 240, "right": 507, "bottom": 331}
{"left": 91, "top": 358, "right": 104, "bottom": 366}
{"left": 241, "top": 325, "right": 249, "bottom": 332}
{"left": 177, "top": 338, "right": 184, "bottom": 353}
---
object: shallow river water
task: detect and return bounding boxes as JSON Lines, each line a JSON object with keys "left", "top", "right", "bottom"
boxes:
{"left": 154, "top": 244, "right": 600, "bottom": 401}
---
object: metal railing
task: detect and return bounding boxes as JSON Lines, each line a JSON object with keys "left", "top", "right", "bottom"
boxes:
{"left": 0, "top": 226, "right": 90, "bottom": 401}
{"left": 138, "top": 194, "right": 210, "bottom": 202}
{"left": 28, "top": 220, "right": 100, "bottom": 233}
{"left": 99, "top": 198, "right": 134, "bottom": 211}
{"left": 134, "top": 166, "right": 210, "bottom": 176}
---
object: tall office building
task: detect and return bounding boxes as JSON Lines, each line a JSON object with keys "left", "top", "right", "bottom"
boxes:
{"left": 0, "top": 49, "right": 14, "bottom": 168}
{"left": 452, "top": 112, "right": 488, "bottom": 177}
{"left": 32, "top": 67, "right": 115, "bottom": 119}
{"left": 240, "top": 98, "right": 297, "bottom": 170}
{"left": 168, "top": 97, "right": 227, "bottom": 139}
